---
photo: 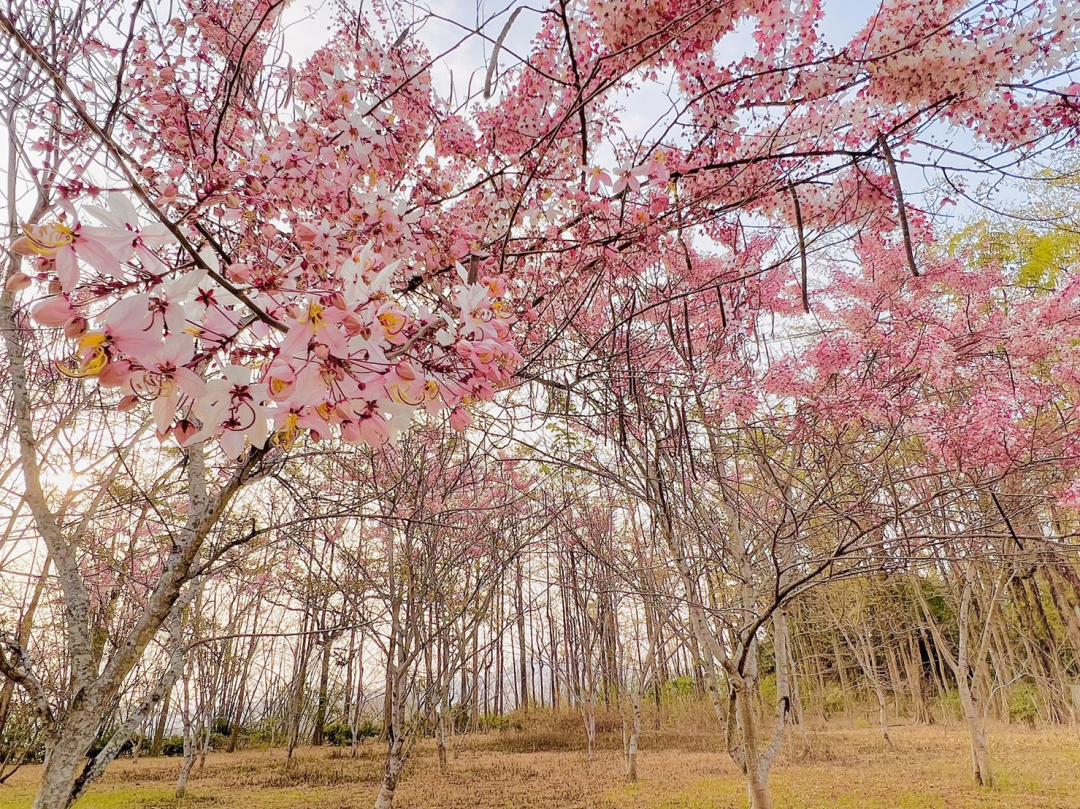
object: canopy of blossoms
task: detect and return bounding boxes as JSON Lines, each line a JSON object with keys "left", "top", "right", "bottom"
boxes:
{"left": 5, "top": 0, "right": 1080, "bottom": 474}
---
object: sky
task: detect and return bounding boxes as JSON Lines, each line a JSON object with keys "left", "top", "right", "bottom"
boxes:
{"left": 274, "top": 0, "right": 996, "bottom": 220}
{"left": 278, "top": 0, "right": 880, "bottom": 99}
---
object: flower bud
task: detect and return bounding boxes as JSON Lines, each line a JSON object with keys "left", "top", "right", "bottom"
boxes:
{"left": 5, "top": 272, "right": 32, "bottom": 292}
{"left": 449, "top": 406, "right": 472, "bottom": 432}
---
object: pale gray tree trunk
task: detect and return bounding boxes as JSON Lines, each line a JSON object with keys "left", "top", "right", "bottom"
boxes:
{"left": 956, "top": 581, "right": 993, "bottom": 786}
{"left": 176, "top": 666, "right": 195, "bottom": 798}
{"left": 374, "top": 668, "right": 409, "bottom": 809}
{"left": 373, "top": 733, "right": 406, "bottom": 809}
{"left": 914, "top": 568, "right": 1002, "bottom": 788}
{"left": 733, "top": 682, "right": 772, "bottom": 809}
{"left": 31, "top": 727, "right": 99, "bottom": 809}
{"left": 435, "top": 707, "right": 448, "bottom": 775}
{"left": 624, "top": 690, "right": 641, "bottom": 782}
{"left": 581, "top": 692, "right": 597, "bottom": 760}
{"left": 0, "top": 31, "right": 262, "bottom": 809}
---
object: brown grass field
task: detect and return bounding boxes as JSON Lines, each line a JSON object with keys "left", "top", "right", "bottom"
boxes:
{"left": 2, "top": 719, "right": 1079, "bottom": 808}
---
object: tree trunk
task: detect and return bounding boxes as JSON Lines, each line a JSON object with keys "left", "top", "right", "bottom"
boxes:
{"left": 735, "top": 684, "right": 773, "bottom": 809}
{"left": 747, "top": 770, "right": 773, "bottom": 809}
{"left": 176, "top": 674, "right": 195, "bottom": 798}
{"left": 351, "top": 637, "right": 365, "bottom": 759}
{"left": 312, "top": 638, "right": 332, "bottom": 746}
{"left": 873, "top": 683, "right": 892, "bottom": 747}
{"left": 625, "top": 691, "right": 641, "bottom": 782}
{"left": 830, "top": 633, "right": 851, "bottom": 718}
{"left": 905, "top": 635, "right": 928, "bottom": 724}
{"left": 374, "top": 734, "right": 406, "bottom": 809}
{"left": 286, "top": 613, "right": 312, "bottom": 763}
{"left": 957, "top": 674, "right": 993, "bottom": 786}
{"left": 581, "top": 693, "right": 597, "bottom": 760}
{"left": 150, "top": 689, "right": 171, "bottom": 756}
{"left": 955, "top": 578, "right": 993, "bottom": 787}
{"left": 516, "top": 561, "right": 528, "bottom": 712}
{"left": 436, "top": 709, "right": 448, "bottom": 775}
{"left": 31, "top": 723, "right": 97, "bottom": 809}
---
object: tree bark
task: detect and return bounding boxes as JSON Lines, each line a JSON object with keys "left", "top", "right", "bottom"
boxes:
{"left": 31, "top": 725, "right": 98, "bottom": 809}
{"left": 150, "top": 689, "right": 171, "bottom": 757}
{"left": 374, "top": 735, "right": 405, "bottom": 809}
{"left": 176, "top": 672, "right": 195, "bottom": 798}
{"left": 312, "top": 636, "right": 332, "bottom": 746}
{"left": 625, "top": 691, "right": 641, "bottom": 782}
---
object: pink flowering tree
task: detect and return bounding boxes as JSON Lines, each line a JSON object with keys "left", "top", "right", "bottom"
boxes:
{"left": 0, "top": 0, "right": 530, "bottom": 802}
{"left": 764, "top": 236, "right": 1080, "bottom": 786}
{"left": 273, "top": 421, "right": 540, "bottom": 808}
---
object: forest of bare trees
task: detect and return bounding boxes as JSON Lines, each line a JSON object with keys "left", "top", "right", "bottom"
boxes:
{"left": 2, "top": 411, "right": 1078, "bottom": 807}
{"left": 1, "top": 1, "right": 1080, "bottom": 808}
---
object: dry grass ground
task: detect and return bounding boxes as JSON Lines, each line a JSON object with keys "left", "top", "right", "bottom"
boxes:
{"left": 2, "top": 720, "right": 1079, "bottom": 809}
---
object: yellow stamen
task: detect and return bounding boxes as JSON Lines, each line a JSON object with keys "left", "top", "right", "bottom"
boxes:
{"left": 389, "top": 383, "right": 423, "bottom": 406}
{"left": 56, "top": 331, "right": 110, "bottom": 378}
{"left": 304, "top": 302, "right": 326, "bottom": 332}
{"left": 20, "top": 222, "right": 75, "bottom": 258}
{"left": 78, "top": 332, "right": 108, "bottom": 351}
{"left": 272, "top": 412, "right": 301, "bottom": 448}
{"left": 378, "top": 310, "right": 407, "bottom": 335}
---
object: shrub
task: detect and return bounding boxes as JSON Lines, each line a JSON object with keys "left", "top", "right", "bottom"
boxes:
{"left": 356, "top": 718, "right": 381, "bottom": 739}
{"left": 208, "top": 732, "right": 231, "bottom": 751}
{"left": 322, "top": 719, "right": 381, "bottom": 746}
{"left": 662, "top": 675, "right": 696, "bottom": 703}
{"left": 475, "top": 712, "right": 525, "bottom": 733}
{"left": 932, "top": 691, "right": 963, "bottom": 723}
{"left": 159, "top": 735, "right": 186, "bottom": 757}
{"left": 823, "top": 685, "right": 846, "bottom": 718}
{"left": 1007, "top": 683, "right": 1040, "bottom": 727}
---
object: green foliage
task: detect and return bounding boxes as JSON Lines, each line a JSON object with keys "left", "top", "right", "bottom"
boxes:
{"left": 241, "top": 718, "right": 283, "bottom": 748}
{"left": 948, "top": 221, "right": 1080, "bottom": 291}
{"left": 1007, "top": 682, "right": 1040, "bottom": 726}
{"left": 932, "top": 691, "right": 963, "bottom": 723}
{"left": 159, "top": 735, "right": 185, "bottom": 756}
{"left": 322, "top": 719, "right": 380, "bottom": 746}
{"left": 209, "top": 732, "right": 231, "bottom": 751}
{"left": 912, "top": 578, "right": 956, "bottom": 642}
{"left": 822, "top": 685, "right": 846, "bottom": 717}
{"left": 323, "top": 722, "right": 351, "bottom": 746}
{"left": 475, "top": 712, "right": 526, "bottom": 733}
{"left": 1018, "top": 228, "right": 1077, "bottom": 288}
{"left": 661, "top": 675, "right": 697, "bottom": 702}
